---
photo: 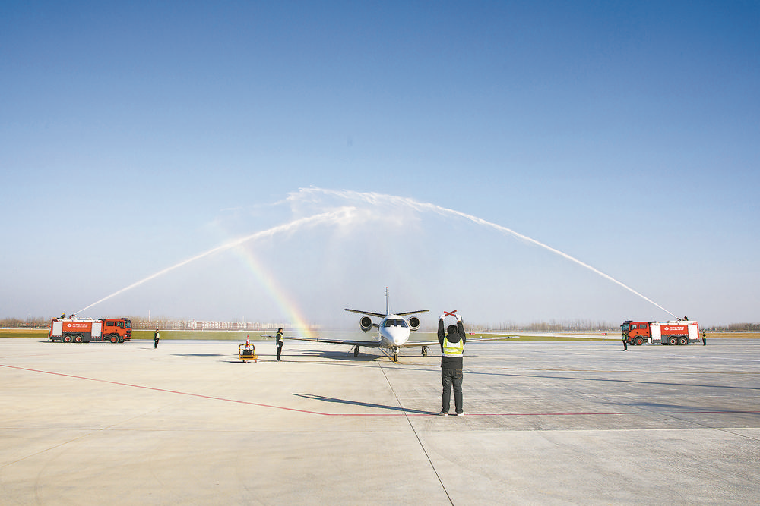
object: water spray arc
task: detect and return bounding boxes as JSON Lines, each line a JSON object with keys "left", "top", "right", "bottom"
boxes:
{"left": 292, "top": 188, "right": 678, "bottom": 319}
{"left": 77, "top": 207, "right": 358, "bottom": 315}
{"left": 80, "top": 188, "right": 676, "bottom": 321}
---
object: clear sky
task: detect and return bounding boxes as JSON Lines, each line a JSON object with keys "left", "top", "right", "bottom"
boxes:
{"left": 1, "top": 1, "right": 758, "bottom": 327}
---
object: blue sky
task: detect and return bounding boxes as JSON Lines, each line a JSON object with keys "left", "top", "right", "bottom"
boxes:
{"left": 1, "top": 1, "right": 758, "bottom": 326}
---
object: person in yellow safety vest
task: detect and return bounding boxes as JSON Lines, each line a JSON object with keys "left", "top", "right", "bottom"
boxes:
{"left": 437, "top": 313, "right": 466, "bottom": 416}
{"left": 275, "top": 328, "right": 284, "bottom": 361}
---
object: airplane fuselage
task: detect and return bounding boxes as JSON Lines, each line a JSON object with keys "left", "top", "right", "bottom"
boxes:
{"left": 377, "top": 315, "right": 412, "bottom": 348}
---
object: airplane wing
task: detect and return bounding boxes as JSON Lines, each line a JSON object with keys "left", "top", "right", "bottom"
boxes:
{"left": 399, "top": 340, "right": 438, "bottom": 348}
{"left": 282, "top": 336, "right": 439, "bottom": 348}
{"left": 282, "top": 336, "right": 383, "bottom": 348}
{"left": 395, "top": 309, "right": 430, "bottom": 316}
{"left": 344, "top": 309, "right": 386, "bottom": 318}
{"left": 470, "top": 336, "right": 521, "bottom": 341}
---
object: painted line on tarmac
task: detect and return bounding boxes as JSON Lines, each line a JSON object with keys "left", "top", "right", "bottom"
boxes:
{"left": 4, "top": 364, "right": 760, "bottom": 418}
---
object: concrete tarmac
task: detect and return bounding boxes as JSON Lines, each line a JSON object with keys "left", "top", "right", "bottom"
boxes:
{"left": 1, "top": 337, "right": 759, "bottom": 505}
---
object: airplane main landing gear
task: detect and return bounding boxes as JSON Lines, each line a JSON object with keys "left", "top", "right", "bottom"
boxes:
{"left": 422, "top": 346, "right": 428, "bottom": 357}
{"left": 353, "top": 345, "right": 360, "bottom": 357}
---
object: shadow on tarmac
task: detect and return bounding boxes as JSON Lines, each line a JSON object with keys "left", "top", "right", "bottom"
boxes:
{"left": 468, "top": 369, "right": 760, "bottom": 392}
{"left": 294, "top": 393, "right": 431, "bottom": 414}
{"left": 172, "top": 353, "right": 226, "bottom": 357}
{"left": 299, "top": 348, "right": 381, "bottom": 361}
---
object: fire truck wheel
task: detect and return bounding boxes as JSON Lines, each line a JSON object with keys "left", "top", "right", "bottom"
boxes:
{"left": 668, "top": 337, "right": 677, "bottom": 345}
{"left": 63, "top": 336, "right": 72, "bottom": 343}
{"left": 74, "top": 336, "right": 81, "bottom": 343}
{"left": 679, "top": 336, "right": 687, "bottom": 345}
{"left": 635, "top": 337, "right": 643, "bottom": 345}
{"left": 110, "top": 335, "right": 118, "bottom": 343}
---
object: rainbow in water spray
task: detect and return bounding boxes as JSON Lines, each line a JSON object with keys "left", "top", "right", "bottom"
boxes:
{"left": 230, "top": 244, "right": 316, "bottom": 338}
{"left": 77, "top": 206, "right": 358, "bottom": 327}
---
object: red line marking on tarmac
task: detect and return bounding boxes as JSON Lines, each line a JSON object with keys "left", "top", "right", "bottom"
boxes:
{"left": 3, "top": 364, "right": 760, "bottom": 417}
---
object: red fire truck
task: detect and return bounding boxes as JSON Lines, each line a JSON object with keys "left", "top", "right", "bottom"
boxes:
{"left": 621, "top": 320, "right": 700, "bottom": 346}
{"left": 49, "top": 317, "right": 132, "bottom": 343}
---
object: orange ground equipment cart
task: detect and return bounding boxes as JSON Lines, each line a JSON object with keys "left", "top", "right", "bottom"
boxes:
{"left": 238, "top": 342, "right": 258, "bottom": 363}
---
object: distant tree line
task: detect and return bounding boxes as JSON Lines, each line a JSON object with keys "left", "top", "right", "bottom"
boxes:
{"left": 472, "top": 320, "right": 619, "bottom": 332}
{"left": 130, "top": 317, "right": 274, "bottom": 331}
{"left": 704, "top": 323, "right": 760, "bottom": 332}
{"left": 0, "top": 317, "right": 51, "bottom": 328}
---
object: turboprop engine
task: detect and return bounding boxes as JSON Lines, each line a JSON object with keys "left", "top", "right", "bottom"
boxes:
{"left": 360, "top": 316, "right": 373, "bottom": 332}
{"left": 408, "top": 316, "right": 421, "bottom": 331}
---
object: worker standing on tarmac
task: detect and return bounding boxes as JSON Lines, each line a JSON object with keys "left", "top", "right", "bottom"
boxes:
{"left": 438, "top": 313, "right": 466, "bottom": 416}
{"left": 275, "top": 328, "right": 284, "bottom": 361}
{"left": 702, "top": 329, "right": 707, "bottom": 346}
{"left": 153, "top": 328, "right": 160, "bottom": 349}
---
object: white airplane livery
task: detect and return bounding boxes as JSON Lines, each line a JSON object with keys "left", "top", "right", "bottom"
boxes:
{"left": 286, "top": 288, "right": 437, "bottom": 362}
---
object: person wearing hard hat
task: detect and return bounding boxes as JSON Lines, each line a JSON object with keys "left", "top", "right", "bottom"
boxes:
{"left": 438, "top": 313, "right": 466, "bottom": 416}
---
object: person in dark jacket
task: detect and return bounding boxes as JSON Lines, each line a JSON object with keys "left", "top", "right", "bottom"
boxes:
{"left": 275, "top": 328, "right": 284, "bottom": 361}
{"left": 153, "top": 328, "right": 160, "bottom": 349}
{"left": 438, "top": 313, "right": 466, "bottom": 416}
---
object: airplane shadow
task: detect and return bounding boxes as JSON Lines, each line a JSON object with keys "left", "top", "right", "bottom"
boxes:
{"left": 299, "top": 349, "right": 380, "bottom": 362}
{"left": 172, "top": 353, "right": 226, "bottom": 357}
{"left": 294, "top": 393, "right": 432, "bottom": 415}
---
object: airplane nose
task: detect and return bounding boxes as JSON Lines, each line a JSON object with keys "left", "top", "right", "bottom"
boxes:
{"left": 389, "top": 328, "right": 408, "bottom": 345}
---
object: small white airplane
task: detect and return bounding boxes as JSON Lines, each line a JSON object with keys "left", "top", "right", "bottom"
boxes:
{"left": 285, "top": 288, "right": 437, "bottom": 362}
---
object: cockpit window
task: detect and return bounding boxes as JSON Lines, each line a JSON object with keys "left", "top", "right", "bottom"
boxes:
{"left": 383, "top": 319, "right": 408, "bottom": 328}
